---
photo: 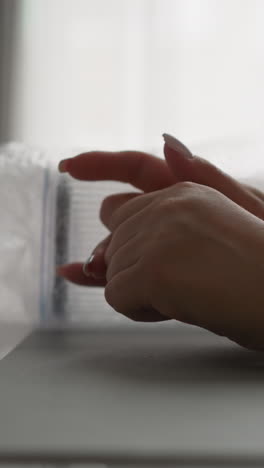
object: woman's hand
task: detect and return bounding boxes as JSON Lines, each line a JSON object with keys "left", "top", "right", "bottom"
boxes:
{"left": 57, "top": 134, "right": 264, "bottom": 284}
{"left": 101, "top": 181, "right": 264, "bottom": 350}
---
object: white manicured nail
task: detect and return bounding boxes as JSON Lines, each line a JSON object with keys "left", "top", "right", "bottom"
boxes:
{"left": 83, "top": 254, "right": 95, "bottom": 277}
{"left": 162, "top": 133, "right": 193, "bottom": 159}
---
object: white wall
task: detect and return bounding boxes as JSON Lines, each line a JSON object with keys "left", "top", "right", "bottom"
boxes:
{"left": 9, "top": 0, "right": 264, "bottom": 159}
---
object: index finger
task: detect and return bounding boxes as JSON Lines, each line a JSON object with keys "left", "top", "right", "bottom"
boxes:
{"left": 63, "top": 151, "right": 176, "bottom": 192}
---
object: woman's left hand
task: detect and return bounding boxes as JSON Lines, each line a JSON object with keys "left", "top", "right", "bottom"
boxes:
{"left": 102, "top": 180, "right": 264, "bottom": 350}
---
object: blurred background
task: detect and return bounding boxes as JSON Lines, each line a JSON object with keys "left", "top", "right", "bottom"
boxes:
{"left": 1, "top": 0, "right": 264, "bottom": 158}
{"left": 2, "top": 0, "right": 264, "bottom": 328}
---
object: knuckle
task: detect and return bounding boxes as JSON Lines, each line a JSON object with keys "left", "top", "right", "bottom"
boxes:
{"left": 108, "top": 203, "right": 128, "bottom": 232}
{"left": 155, "top": 194, "right": 194, "bottom": 217}
{"left": 100, "top": 195, "right": 128, "bottom": 229}
{"left": 154, "top": 197, "right": 178, "bottom": 214}
{"left": 176, "top": 180, "right": 196, "bottom": 192}
{"left": 174, "top": 181, "right": 212, "bottom": 204}
{"left": 100, "top": 192, "right": 137, "bottom": 223}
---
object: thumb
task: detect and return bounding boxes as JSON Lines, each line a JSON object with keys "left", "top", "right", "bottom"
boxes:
{"left": 163, "top": 133, "right": 264, "bottom": 220}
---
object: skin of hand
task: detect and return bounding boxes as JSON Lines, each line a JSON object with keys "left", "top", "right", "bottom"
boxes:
{"left": 99, "top": 181, "right": 264, "bottom": 350}
{"left": 57, "top": 136, "right": 264, "bottom": 285}
{"left": 56, "top": 136, "right": 264, "bottom": 349}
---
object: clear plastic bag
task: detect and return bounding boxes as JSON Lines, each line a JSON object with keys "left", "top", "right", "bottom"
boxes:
{"left": 1, "top": 140, "right": 264, "bottom": 334}
{"left": 0, "top": 142, "right": 136, "bottom": 332}
{"left": 0, "top": 143, "right": 58, "bottom": 327}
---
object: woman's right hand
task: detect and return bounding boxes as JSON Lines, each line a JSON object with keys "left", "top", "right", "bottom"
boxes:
{"left": 57, "top": 135, "right": 264, "bottom": 285}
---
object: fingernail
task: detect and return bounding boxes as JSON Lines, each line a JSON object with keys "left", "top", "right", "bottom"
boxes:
{"left": 83, "top": 253, "right": 106, "bottom": 279}
{"left": 162, "top": 133, "right": 193, "bottom": 159}
{"left": 58, "top": 159, "right": 71, "bottom": 173}
{"left": 83, "top": 254, "right": 95, "bottom": 277}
